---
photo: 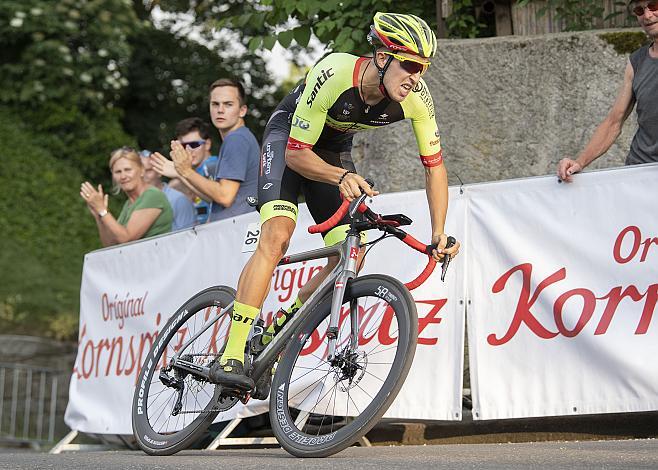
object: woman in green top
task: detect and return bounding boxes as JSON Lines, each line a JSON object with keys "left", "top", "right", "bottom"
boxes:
{"left": 80, "top": 147, "right": 173, "bottom": 247}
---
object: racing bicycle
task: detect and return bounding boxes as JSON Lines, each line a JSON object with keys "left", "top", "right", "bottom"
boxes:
{"left": 131, "top": 187, "right": 455, "bottom": 458}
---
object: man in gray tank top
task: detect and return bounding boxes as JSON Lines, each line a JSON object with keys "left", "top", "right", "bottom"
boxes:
{"left": 557, "top": 0, "right": 658, "bottom": 182}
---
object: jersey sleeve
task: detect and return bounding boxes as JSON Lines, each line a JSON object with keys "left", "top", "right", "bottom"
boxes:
{"left": 403, "top": 79, "right": 444, "bottom": 167}
{"left": 287, "top": 54, "right": 350, "bottom": 151}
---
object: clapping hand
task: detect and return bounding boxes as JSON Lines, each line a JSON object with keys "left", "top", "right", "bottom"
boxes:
{"left": 169, "top": 140, "right": 194, "bottom": 178}
{"left": 151, "top": 152, "right": 179, "bottom": 179}
{"left": 80, "top": 182, "right": 108, "bottom": 217}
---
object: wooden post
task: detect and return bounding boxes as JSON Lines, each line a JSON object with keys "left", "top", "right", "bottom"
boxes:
{"left": 436, "top": 0, "right": 451, "bottom": 38}
{"left": 495, "top": 0, "right": 513, "bottom": 36}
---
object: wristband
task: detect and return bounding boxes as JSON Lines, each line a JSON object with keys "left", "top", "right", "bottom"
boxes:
{"left": 338, "top": 170, "right": 355, "bottom": 185}
{"left": 98, "top": 209, "right": 108, "bottom": 218}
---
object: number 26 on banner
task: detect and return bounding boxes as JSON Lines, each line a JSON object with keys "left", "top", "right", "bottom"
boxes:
{"left": 241, "top": 222, "right": 261, "bottom": 253}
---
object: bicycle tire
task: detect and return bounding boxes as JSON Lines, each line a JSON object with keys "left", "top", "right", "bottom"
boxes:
{"left": 269, "top": 274, "right": 418, "bottom": 457}
{"left": 132, "top": 285, "right": 236, "bottom": 455}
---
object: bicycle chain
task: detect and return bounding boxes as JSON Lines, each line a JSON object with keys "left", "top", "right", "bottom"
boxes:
{"left": 175, "top": 407, "right": 219, "bottom": 415}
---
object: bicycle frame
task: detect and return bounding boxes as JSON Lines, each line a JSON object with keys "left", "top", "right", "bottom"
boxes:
{"left": 168, "top": 224, "right": 363, "bottom": 385}
{"left": 167, "top": 191, "right": 453, "bottom": 387}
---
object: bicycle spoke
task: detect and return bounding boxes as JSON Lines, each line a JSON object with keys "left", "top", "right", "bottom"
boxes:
{"left": 288, "top": 368, "right": 333, "bottom": 405}
{"left": 289, "top": 364, "right": 332, "bottom": 386}
{"left": 316, "top": 383, "right": 339, "bottom": 435}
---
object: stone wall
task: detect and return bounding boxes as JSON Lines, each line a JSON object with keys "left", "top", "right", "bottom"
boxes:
{"left": 353, "top": 29, "right": 648, "bottom": 192}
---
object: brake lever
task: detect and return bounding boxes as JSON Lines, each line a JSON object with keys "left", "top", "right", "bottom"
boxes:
{"left": 348, "top": 179, "right": 375, "bottom": 218}
{"left": 348, "top": 193, "right": 369, "bottom": 218}
{"left": 440, "top": 236, "right": 457, "bottom": 282}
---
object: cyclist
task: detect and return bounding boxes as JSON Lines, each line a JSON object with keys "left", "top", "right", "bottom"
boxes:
{"left": 210, "top": 12, "right": 461, "bottom": 391}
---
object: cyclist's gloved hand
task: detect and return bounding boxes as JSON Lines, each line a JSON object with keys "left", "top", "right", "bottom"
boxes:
{"left": 339, "top": 171, "right": 379, "bottom": 201}
{"left": 431, "top": 233, "right": 460, "bottom": 263}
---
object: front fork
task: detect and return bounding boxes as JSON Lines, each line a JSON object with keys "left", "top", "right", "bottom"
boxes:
{"left": 327, "top": 233, "right": 361, "bottom": 362}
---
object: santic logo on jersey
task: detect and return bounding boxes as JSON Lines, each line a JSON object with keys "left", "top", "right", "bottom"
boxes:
{"left": 306, "top": 68, "right": 334, "bottom": 107}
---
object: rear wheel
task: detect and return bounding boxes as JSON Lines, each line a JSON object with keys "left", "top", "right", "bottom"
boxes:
{"left": 270, "top": 275, "right": 417, "bottom": 457}
{"left": 131, "top": 285, "right": 237, "bottom": 455}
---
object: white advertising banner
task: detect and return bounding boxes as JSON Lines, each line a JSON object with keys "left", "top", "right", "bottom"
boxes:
{"left": 65, "top": 189, "right": 466, "bottom": 434}
{"left": 466, "top": 164, "right": 658, "bottom": 420}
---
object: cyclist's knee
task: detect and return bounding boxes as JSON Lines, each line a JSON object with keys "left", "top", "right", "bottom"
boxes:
{"left": 257, "top": 218, "right": 295, "bottom": 261}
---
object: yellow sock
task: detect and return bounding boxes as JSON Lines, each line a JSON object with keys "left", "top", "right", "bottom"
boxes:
{"left": 262, "top": 297, "right": 303, "bottom": 345}
{"left": 221, "top": 301, "right": 259, "bottom": 364}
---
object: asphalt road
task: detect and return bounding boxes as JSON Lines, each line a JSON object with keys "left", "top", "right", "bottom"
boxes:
{"left": 1, "top": 439, "right": 658, "bottom": 470}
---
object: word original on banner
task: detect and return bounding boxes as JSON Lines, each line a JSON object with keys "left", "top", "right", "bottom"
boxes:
{"left": 101, "top": 291, "right": 148, "bottom": 330}
{"left": 488, "top": 225, "right": 658, "bottom": 346}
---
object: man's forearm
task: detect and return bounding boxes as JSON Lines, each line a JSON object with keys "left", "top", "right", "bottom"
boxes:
{"left": 177, "top": 171, "right": 213, "bottom": 201}
{"left": 425, "top": 165, "right": 448, "bottom": 237}
{"left": 576, "top": 118, "right": 622, "bottom": 168}
{"left": 180, "top": 168, "right": 238, "bottom": 207}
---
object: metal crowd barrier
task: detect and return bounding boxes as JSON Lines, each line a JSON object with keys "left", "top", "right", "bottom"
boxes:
{"left": 0, "top": 362, "right": 60, "bottom": 447}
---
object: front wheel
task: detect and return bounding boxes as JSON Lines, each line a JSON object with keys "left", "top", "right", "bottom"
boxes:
{"left": 131, "top": 285, "right": 236, "bottom": 455}
{"left": 269, "top": 275, "right": 418, "bottom": 457}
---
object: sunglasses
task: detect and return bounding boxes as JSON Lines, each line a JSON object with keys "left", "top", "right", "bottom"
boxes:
{"left": 383, "top": 51, "right": 430, "bottom": 76}
{"left": 631, "top": 1, "right": 658, "bottom": 16}
{"left": 181, "top": 139, "right": 206, "bottom": 149}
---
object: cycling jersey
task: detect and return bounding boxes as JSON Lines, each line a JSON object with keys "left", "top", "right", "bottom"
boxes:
{"left": 258, "top": 52, "right": 443, "bottom": 237}
{"left": 285, "top": 52, "right": 443, "bottom": 167}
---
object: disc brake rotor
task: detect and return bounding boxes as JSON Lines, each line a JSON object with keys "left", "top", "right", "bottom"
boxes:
{"left": 332, "top": 350, "right": 367, "bottom": 392}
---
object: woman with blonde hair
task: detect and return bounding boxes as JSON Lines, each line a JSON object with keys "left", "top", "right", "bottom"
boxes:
{"left": 80, "top": 146, "right": 173, "bottom": 247}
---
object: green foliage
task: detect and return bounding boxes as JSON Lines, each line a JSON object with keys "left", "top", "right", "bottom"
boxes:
{"left": 446, "top": 0, "right": 487, "bottom": 39}
{"left": 0, "top": 0, "right": 286, "bottom": 341}
{"left": 120, "top": 26, "right": 282, "bottom": 154}
{"left": 0, "top": 109, "right": 99, "bottom": 340}
{"left": 0, "top": 0, "right": 139, "bottom": 185}
{"left": 156, "top": 0, "right": 441, "bottom": 57}
{"left": 516, "top": 0, "right": 632, "bottom": 31}
{"left": 599, "top": 31, "right": 650, "bottom": 54}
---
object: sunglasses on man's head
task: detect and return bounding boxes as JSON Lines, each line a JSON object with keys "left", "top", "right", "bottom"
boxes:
{"left": 631, "top": 1, "right": 658, "bottom": 16}
{"left": 383, "top": 51, "right": 430, "bottom": 76}
{"left": 181, "top": 139, "right": 206, "bottom": 149}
